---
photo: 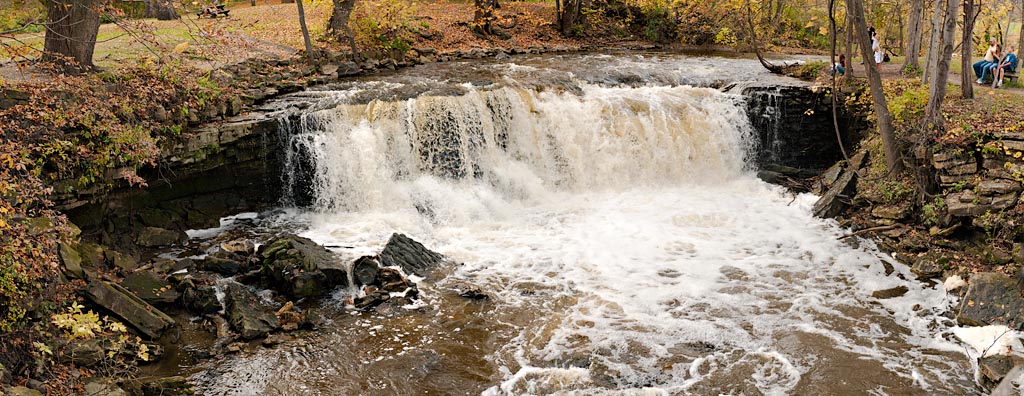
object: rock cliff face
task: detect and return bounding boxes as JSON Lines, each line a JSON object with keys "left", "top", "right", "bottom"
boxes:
{"left": 741, "top": 84, "right": 871, "bottom": 170}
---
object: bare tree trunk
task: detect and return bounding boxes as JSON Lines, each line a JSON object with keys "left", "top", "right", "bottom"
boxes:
{"left": 558, "top": 0, "right": 580, "bottom": 36}
{"left": 961, "top": 0, "right": 974, "bottom": 99}
{"left": 846, "top": 11, "right": 856, "bottom": 77}
{"left": 847, "top": 0, "right": 902, "bottom": 173}
{"left": 924, "top": 0, "right": 958, "bottom": 128}
{"left": 1019, "top": 0, "right": 1023, "bottom": 57}
{"left": 149, "top": 0, "right": 179, "bottom": 20}
{"left": 903, "top": 0, "right": 924, "bottom": 71}
{"left": 296, "top": 0, "right": 315, "bottom": 61}
{"left": 43, "top": 0, "right": 101, "bottom": 74}
{"left": 923, "top": 0, "right": 943, "bottom": 83}
{"left": 327, "top": 0, "right": 359, "bottom": 59}
{"left": 251, "top": 0, "right": 257, "bottom": 6}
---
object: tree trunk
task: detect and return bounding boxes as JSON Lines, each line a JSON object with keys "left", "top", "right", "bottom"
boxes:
{"left": 961, "top": 0, "right": 974, "bottom": 99}
{"left": 43, "top": 0, "right": 101, "bottom": 74}
{"left": 150, "top": 0, "right": 179, "bottom": 20}
{"left": 474, "top": 0, "right": 505, "bottom": 36}
{"left": 296, "top": 0, "right": 315, "bottom": 61}
{"left": 903, "top": 0, "right": 924, "bottom": 71}
{"left": 923, "top": 0, "right": 943, "bottom": 83}
{"left": 327, "top": 0, "right": 359, "bottom": 59}
{"left": 924, "top": 0, "right": 959, "bottom": 128}
{"left": 846, "top": 11, "right": 855, "bottom": 77}
{"left": 1018, "top": 0, "right": 1023, "bottom": 58}
{"left": 558, "top": 0, "right": 580, "bottom": 35}
{"left": 251, "top": 0, "right": 257, "bottom": 6}
{"left": 846, "top": 0, "right": 902, "bottom": 173}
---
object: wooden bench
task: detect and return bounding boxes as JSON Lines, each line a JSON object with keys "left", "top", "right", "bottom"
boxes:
{"left": 1005, "top": 60, "right": 1019, "bottom": 83}
{"left": 197, "top": 4, "right": 230, "bottom": 18}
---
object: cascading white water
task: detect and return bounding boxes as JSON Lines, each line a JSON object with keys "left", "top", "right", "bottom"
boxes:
{"left": 195, "top": 57, "right": 979, "bottom": 395}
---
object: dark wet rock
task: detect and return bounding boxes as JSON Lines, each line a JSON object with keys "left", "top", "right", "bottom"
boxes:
{"left": 77, "top": 242, "right": 106, "bottom": 268}
{"left": 136, "top": 227, "right": 184, "bottom": 247}
{"left": 957, "top": 272, "right": 1024, "bottom": 329}
{"left": 379, "top": 233, "right": 445, "bottom": 277}
{"left": 154, "top": 258, "right": 191, "bottom": 274}
{"left": 223, "top": 283, "right": 279, "bottom": 340}
{"left": 353, "top": 256, "right": 381, "bottom": 286}
{"left": 813, "top": 151, "right": 867, "bottom": 218}
{"left": 181, "top": 281, "right": 221, "bottom": 315}
{"left": 871, "top": 285, "right": 909, "bottom": 299}
{"left": 376, "top": 267, "right": 417, "bottom": 295}
{"left": 86, "top": 280, "right": 175, "bottom": 339}
{"left": 59, "top": 242, "right": 85, "bottom": 279}
{"left": 138, "top": 207, "right": 179, "bottom": 229}
{"left": 69, "top": 338, "right": 104, "bottom": 366}
{"left": 83, "top": 377, "right": 128, "bottom": 396}
{"left": 354, "top": 290, "right": 391, "bottom": 310}
{"left": 203, "top": 250, "right": 248, "bottom": 276}
{"left": 138, "top": 376, "right": 194, "bottom": 396}
{"left": 981, "top": 355, "right": 1016, "bottom": 386}
{"left": 260, "top": 234, "right": 347, "bottom": 297}
{"left": 122, "top": 271, "right": 180, "bottom": 305}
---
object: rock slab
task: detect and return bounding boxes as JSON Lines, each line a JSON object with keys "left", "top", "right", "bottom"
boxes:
{"left": 86, "top": 281, "right": 175, "bottom": 339}
{"left": 379, "top": 233, "right": 445, "bottom": 277}
{"left": 957, "top": 272, "right": 1024, "bottom": 329}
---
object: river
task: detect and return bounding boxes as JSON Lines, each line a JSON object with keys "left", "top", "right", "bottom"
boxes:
{"left": 187, "top": 52, "right": 980, "bottom": 395}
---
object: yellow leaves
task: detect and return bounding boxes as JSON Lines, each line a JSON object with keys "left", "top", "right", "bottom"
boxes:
{"left": 804, "top": 21, "right": 815, "bottom": 28}
{"left": 818, "top": 26, "right": 828, "bottom": 36}
{"left": 173, "top": 42, "right": 190, "bottom": 54}
{"left": 33, "top": 342, "right": 52, "bottom": 357}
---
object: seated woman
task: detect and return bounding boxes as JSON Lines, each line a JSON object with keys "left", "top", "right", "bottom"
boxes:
{"left": 980, "top": 45, "right": 1003, "bottom": 84}
{"left": 993, "top": 45, "right": 1017, "bottom": 88}
{"left": 831, "top": 54, "right": 846, "bottom": 76}
{"left": 975, "top": 38, "right": 999, "bottom": 82}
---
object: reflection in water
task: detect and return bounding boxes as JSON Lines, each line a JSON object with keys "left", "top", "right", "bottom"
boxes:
{"left": 188, "top": 53, "right": 980, "bottom": 395}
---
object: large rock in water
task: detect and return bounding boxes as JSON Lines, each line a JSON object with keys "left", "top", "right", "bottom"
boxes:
{"left": 223, "top": 282, "right": 279, "bottom": 340}
{"left": 957, "top": 272, "right": 1024, "bottom": 329}
{"left": 260, "top": 234, "right": 348, "bottom": 298}
{"left": 122, "top": 271, "right": 180, "bottom": 305}
{"left": 85, "top": 281, "right": 175, "bottom": 339}
{"left": 379, "top": 233, "right": 445, "bottom": 277}
{"left": 812, "top": 151, "right": 867, "bottom": 218}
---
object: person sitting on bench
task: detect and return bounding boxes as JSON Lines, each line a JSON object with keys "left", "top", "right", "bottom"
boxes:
{"left": 993, "top": 45, "right": 1017, "bottom": 88}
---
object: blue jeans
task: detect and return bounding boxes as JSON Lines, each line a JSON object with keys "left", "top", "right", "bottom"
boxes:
{"left": 974, "top": 60, "right": 993, "bottom": 79}
{"left": 980, "top": 64, "right": 998, "bottom": 82}
{"left": 830, "top": 65, "right": 845, "bottom": 76}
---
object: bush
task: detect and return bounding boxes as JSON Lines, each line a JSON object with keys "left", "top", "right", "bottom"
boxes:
{"left": 352, "top": 0, "right": 418, "bottom": 56}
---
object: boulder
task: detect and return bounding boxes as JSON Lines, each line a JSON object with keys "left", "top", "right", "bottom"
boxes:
{"left": 910, "top": 257, "right": 945, "bottom": 280}
{"left": 122, "top": 271, "right": 180, "bottom": 305}
{"left": 69, "top": 338, "right": 104, "bottom": 366}
{"left": 353, "top": 256, "right": 381, "bottom": 286}
{"left": 957, "top": 272, "right": 1024, "bottom": 329}
{"left": 181, "top": 282, "right": 221, "bottom": 315}
{"left": 136, "top": 227, "right": 184, "bottom": 248}
{"left": 260, "top": 235, "right": 348, "bottom": 297}
{"left": 980, "top": 354, "right": 1016, "bottom": 386}
{"left": 76, "top": 242, "right": 106, "bottom": 268}
{"left": 109, "top": 251, "right": 139, "bottom": 272}
{"left": 812, "top": 151, "right": 866, "bottom": 218}
{"left": 223, "top": 283, "right": 279, "bottom": 340}
{"left": 59, "top": 242, "right": 85, "bottom": 279}
{"left": 86, "top": 280, "right": 175, "bottom": 339}
{"left": 203, "top": 250, "right": 247, "bottom": 276}
{"left": 379, "top": 233, "right": 446, "bottom": 277}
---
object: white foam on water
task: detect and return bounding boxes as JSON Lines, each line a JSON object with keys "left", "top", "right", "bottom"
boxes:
{"left": 953, "top": 325, "right": 1024, "bottom": 358}
{"left": 197, "top": 77, "right": 980, "bottom": 394}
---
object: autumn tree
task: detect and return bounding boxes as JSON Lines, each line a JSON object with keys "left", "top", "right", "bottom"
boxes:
{"left": 922, "top": 0, "right": 943, "bottom": 83}
{"left": 558, "top": 0, "right": 583, "bottom": 35}
{"left": 42, "top": 0, "right": 101, "bottom": 74}
{"left": 924, "top": 0, "right": 958, "bottom": 128}
{"left": 847, "top": 0, "right": 902, "bottom": 172}
{"left": 472, "top": 0, "right": 509, "bottom": 38}
{"left": 327, "top": 0, "right": 359, "bottom": 58}
{"left": 296, "top": 0, "right": 315, "bottom": 61}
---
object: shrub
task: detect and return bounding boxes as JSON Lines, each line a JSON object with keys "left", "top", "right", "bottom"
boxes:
{"left": 352, "top": 0, "right": 418, "bottom": 56}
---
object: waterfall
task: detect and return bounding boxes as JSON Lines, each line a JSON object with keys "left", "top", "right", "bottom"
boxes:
{"left": 279, "top": 84, "right": 756, "bottom": 217}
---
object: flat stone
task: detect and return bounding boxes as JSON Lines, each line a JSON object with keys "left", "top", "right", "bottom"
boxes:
{"left": 139, "top": 376, "right": 193, "bottom": 396}
{"left": 871, "top": 205, "right": 909, "bottom": 220}
{"left": 981, "top": 354, "right": 1016, "bottom": 385}
{"left": 122, "top": 271, "right": 180, "bottom": 305}
{"left": 911, "top": 257, "right": 945, "bottom": 280}
{"left": 86, "top": 281, "right": 175, "bottom": 339}
{"left": 977, "top": 180, "right": 1023, "bottom": 196}
{"left": 991, "top": 192, "right": 1020, "bottom": 210}
{"left": 223, "top": 283, "right": 279, "bottom": 340}
{"left": 109, "top": 251, "right": 138, "bottom": 272}
{"left": 941, "top": 162, "right": 979, "bottom": 176}
{"left": 69, "top": 338, "right": 104, "bottom": 366}
{"left": 871, "top": 285, "right": 909, "bottom": 299}
{"left": 957, "top": 272, "right": 1024, "bottom": 329}
{"left": 83, "top": 377, "right": 128, "bottom": 396}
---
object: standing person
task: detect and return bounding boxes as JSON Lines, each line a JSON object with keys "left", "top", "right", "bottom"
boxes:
{"left": 974, "top": 38, "right": 999, "bottom": 83}
{"left": 993, "top": 45, "right": 1017, "bottom": 88}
